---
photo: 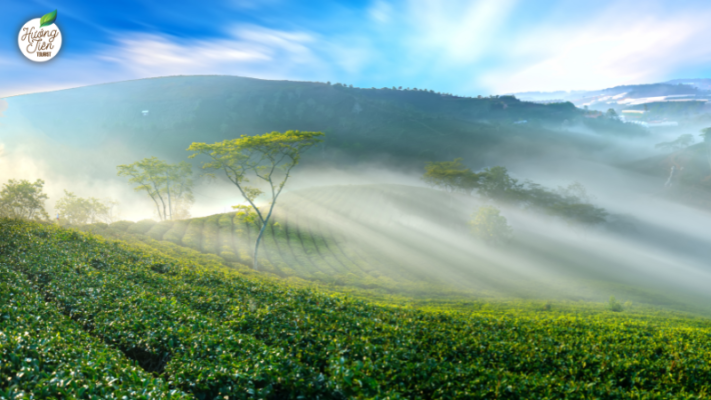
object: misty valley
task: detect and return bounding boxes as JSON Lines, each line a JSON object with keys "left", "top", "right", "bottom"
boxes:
{"left": 3, "top": 76, "right": 711, "bottom": 399}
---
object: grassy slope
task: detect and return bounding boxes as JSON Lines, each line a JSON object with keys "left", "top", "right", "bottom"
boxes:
{"left": 4, "top": 218, "right": 711, "bottom": 399}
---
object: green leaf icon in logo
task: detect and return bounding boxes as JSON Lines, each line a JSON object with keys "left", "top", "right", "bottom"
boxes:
{"left": 39, "top": 10, "right": 57, "bottom": 28}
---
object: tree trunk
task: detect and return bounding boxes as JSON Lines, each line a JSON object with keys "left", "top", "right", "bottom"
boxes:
{"left": 252, "top": 202, "right": 278, "bottom": 270}
{"left": 166, "top": 179, "right": 173, "bottom": 220}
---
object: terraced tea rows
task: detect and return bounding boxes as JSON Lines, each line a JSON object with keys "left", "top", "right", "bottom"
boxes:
{"left": 80, "top": 183, "right": 711, "bottom": 316}
{"left": 0, "top": 264, "right": 188, "bottom": 399}
{"left": 83, "top": 185, "right": 464, "bottom": 294}
{"left": 4, "top": 218, "right": 711, "bottom": 399}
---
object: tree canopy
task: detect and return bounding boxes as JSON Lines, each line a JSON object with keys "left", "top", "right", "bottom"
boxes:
{"left": 188, "top": 130, "right": 324, "bottom": 270}
{"left": 477, "top": 166, "right": 526, "bottom": 203}
{"left": 469, "top": 206, "right": 513, "bottom": 246}
{"left": 422, "top": 158, "right": 481, "bottom": 194}
{"left": 0, "top": 179, "right": 49, "bottom": 221}
{"left": 423, "top": 159, "right": 608, "bottom": 227}
{"left": 55, "top": 190, "right": 117, "bottom": 226}
{"left": 117, "top": 157, "right": 194, "bottom": 221}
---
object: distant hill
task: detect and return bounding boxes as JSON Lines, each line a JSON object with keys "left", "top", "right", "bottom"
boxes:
{"left": 0, "top": 75, "right": 644, "bottom": 176}
{"left": 513, "top": 79, "right": 711, "bottom": 120}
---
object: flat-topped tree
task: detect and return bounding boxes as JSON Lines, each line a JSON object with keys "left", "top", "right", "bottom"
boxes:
{"left": 188, "top": 130, "right": 324, "bottom": 270}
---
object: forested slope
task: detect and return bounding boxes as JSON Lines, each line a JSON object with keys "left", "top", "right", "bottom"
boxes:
{"left": 2, "top": 75, "right": 645, "bottom": 172}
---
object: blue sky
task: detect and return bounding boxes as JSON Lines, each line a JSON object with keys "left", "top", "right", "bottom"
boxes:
{"left": 2, "top": 0, "right": 711, "bottom": 98}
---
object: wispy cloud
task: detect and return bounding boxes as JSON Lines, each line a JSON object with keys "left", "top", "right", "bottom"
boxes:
{"left": 482, "top": 5, "right": 711, "bottom": 92}
{"left": 3, "top": 0, "right": 711, "bottom": 97}
{"left": 368, "top": 0, "right": 394, "bottom": 23}
{"left": 404, "top": 0, "right": 519, "bottom": 64}
{"left": 100, "top": 26, "right": 319, "bottom": 77}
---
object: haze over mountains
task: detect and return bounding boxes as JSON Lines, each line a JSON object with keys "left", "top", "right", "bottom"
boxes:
{"left": 513, "top": 79, "right": 711, "bottom": 123}
{"left": 2, "top": 74, "right": 711, "bottom": 314}
{"left": 1, "top": 75, "right": 710, "bottom": 218}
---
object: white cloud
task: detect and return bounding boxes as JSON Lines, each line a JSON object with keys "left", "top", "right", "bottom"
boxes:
{"left": 100, "top": 26, "right": 322, "bottom": 78}
{"left": 405, "top": 0, "right": 519, "bottom": 64}
{"left": 5, "top": 0, "right": 711, "bottom": 98}
{"left": 485, "top": 8, "right": 711, "bottom": 93}
{"left": 370, "top": 0, "right": 711, "bottom": 93}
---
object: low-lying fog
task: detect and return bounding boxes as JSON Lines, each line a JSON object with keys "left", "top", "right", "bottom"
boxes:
{"left": 2, "top": 116, "right": 711, "bottom": 313}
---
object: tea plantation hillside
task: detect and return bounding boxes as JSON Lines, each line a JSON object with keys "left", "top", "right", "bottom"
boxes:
{"left": 81, "top": 184, "right": 711, "bottom": 314}
{"left": 81, "top": 184, "right": 467, "bottom": 294}
{"left": 4, "top": 218, "right": 711, "bottom": 399}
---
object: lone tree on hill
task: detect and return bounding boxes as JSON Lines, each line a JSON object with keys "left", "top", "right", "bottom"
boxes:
{"left": 188, "top": 130, "right": 324, "bottom": 270}
{"left": 117, "top": 157, "right": 194, "bottom": 221}
{"left": 0, "top": 179, "right": 50, "bottom": 221}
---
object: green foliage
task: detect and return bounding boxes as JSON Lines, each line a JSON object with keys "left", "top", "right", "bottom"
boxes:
{"left": 0, "top": 179, "right": 49, "bottom": 221}
{"left": 117, "top": 157, "right": 194, "bottom": 221}
{"left": 55, "top": 190, "right": 117, "bottom": 225}
{"left": 188, "top": 130, "right": 324, "bottom": 270}
{"left": 422, "top": 158, "right": 481, "bottom": 194}
{"left": 469, "top": 206, "right": 513, "bottom": 246}
{"left": 0, "top": 250, "right": 188, "bottom": 398}
{"left": 423, "top": 162, "right": 608, "bottom": 227}
{"left": 609, "top": 295, "right": 624, "bottom": 312}
{"left": 5, "top": 219, "right": 711, "bottom": 399}
{"left": 471, "top": 167, "right": 608, "bottom": 226}
{"left": 477, "top": 166, "right": 526, "bottom": 203}
{"left": 547, "top": 202, "right": 608, "bottom": 225}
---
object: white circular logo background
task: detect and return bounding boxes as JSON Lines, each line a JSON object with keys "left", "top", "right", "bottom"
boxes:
{"left": 18, "top": 18, "right": 62, "bottom": 62}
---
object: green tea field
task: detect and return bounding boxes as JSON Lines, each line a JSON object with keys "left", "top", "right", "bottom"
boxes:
{"left": 4, "top": 218, "right": 711, "bottom": 399}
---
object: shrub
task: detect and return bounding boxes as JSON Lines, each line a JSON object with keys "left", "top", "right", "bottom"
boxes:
{"left": 608, "top": 295, "right": 623, "bottom": 312}
{"left": 469, "top": 206, "right": 513, "bottom": 246}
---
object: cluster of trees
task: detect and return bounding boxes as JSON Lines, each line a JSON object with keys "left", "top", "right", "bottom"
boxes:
{"left": 423, "top": 159, "right": 608, "bottom": 245}
{"left": 117, "top": 157, "right": 194, "bottom": 221}
{"left": 117, "top": 130, "right": 324, "bottom": 270}
{"left": 0, "top": 179, "right": 117, "bottom": 225}
{"left": 327, "top": 81, "right": 481, "bottom": 98}
{"left": 423, "top": 159, "right": 607, "bottom": 225}
{"left": 2, "top": 129, "right": 323, "bottom": 273}
{"left": 55, "top": 191, "right": 118, "bottom": 225}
